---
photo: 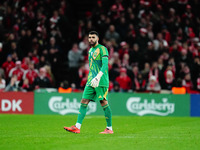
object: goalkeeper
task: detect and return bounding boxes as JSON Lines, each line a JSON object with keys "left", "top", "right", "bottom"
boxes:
{"left": 64, "top": 31, "right": 113, "bottom": 134}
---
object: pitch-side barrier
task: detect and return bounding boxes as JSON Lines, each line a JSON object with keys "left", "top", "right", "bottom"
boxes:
{"left": 0, "top": 91, "right": 199, "bottom": 116}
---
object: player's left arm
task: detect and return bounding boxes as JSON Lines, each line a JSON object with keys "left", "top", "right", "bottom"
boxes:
{"left": 91, "top": 46, "right": 109, "bottom": 88}
{"left": 100, "top": 56, "right": 108, "bottom": 74}
{"left": 99, "top": 46, "right": 109, "bottom": 75}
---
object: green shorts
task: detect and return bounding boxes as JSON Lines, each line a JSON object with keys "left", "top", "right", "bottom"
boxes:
{"left": 82, "top": 86, "right": 108, "bottom": 101}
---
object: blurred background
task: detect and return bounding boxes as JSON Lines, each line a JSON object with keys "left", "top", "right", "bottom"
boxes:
{"left": 0, "top": 0, "right": 200, "bottom": 94}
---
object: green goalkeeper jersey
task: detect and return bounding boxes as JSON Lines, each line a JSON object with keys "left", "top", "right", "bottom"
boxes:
{"left": 86, "top": 44, "right": 109, "bottom": 87}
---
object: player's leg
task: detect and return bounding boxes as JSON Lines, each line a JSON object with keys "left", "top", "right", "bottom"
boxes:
{"left": 95, "top": 87, "right": 113, "bottom": 134}
{"left": 75, "top": 98, "right": 90, "bottom": 129}
{"left": 64, "top": 86, "right": 95, "bottom": 133}
{"left": 64, "top": 98, "right": 89, "bottom": 133}
{"left": 99, "top": 99, "right": 113, "bottom": 134}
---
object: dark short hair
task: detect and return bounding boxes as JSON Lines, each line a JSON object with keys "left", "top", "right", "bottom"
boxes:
{"left": 89, "top": 31, "right": 99, "bottom": 37}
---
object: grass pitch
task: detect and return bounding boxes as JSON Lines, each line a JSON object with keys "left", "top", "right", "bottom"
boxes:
{"left": 0, "top": 115, "right": 199, "bottom": 150}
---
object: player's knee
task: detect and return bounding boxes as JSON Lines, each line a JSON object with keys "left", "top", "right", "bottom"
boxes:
{"left": 100, "top": 99, "right": 108, "bottom": 106}
{"left": 81, "top": 99, "right": 90, "bottom": 104}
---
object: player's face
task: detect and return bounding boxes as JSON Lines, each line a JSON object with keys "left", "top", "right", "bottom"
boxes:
{"left": 88, "top": 34, "right": 99, "bottom": 47}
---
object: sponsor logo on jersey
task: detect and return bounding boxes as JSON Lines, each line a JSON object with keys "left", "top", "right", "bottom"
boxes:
{"left": 126, "top": 97, "right": 175, "bottom": 116}
{"left": 48, "top": 96, "right": 97, "bottom": 115}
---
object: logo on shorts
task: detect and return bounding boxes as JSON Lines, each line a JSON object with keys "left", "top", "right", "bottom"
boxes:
{"left": 126, "top": 97, "right": 175, "bottom": 116}
{"left": 48, "top": 96, "right": 97, "bottom": 115}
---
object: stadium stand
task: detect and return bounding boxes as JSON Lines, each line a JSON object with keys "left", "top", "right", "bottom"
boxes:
{"left": 0, "top": 0, "right": 200, "bottom": 93}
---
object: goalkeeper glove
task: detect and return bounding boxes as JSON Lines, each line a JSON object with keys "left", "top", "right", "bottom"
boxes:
{"left": 91, "top": 71, "right": 103, "bottom": 88}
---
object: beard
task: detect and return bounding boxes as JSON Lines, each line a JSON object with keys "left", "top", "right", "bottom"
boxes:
{"left": 89, "top": 40, "right": 97, "bottom": 47}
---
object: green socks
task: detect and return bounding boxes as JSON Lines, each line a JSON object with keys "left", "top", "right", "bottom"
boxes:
{"left": 103, "top": 104, "right": 112, "bottom": 127}
{"left": 77, "top": 103, "right": 88, "bottom": 125}
{"left": 76, "top": 103, "right": 112, "bottom": 130}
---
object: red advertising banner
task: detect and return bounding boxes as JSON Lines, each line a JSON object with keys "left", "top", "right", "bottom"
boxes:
{"left": 0, "top": 92, "right": 34, "bottom": 114}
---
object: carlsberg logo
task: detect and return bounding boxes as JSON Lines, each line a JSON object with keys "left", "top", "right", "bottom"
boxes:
{"left": 126, "top": 97, "right": 175, "bottom": 116}
{"left": 48, "top": 96, "right": 96, "bottom": 115}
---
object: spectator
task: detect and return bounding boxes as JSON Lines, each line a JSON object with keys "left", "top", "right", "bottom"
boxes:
{"left": 109, "top": 1, "right": 124, "bottom": 22}
{"left": 77, "top": 20, "right": 86, "bottom": 40}
{"left": 68, "top": 43, "right": 84, "bottom": 87}
{"left": 143, "top": 41, "right": 157, "bottom": 64}
{"left": 179, "top": 48, "right": 191, "bottom": 65}
{"left": 196, "top": 75, "right": 200, "bottom": 92}
{"left": 49, "top": 10, "right": 60, "bottom": 30}
{"left": 33, "top": 67, "right": 51, "bottom": 89}
{"left": 153, "top": 32, "right": 168, "bottom": 51}
{"left": 5, "top": 75, "right": 20, "bottom": 92}
{"left": 105, "top": 40, "right": 116, "bottom": 59}
{"left": 23, "top": 62, "right": 38, "bottom": 85}
{"left": 132, "top": 73, "right": 147, "bottom": 92}
{"left": 9, "top": 61, "right": 24, "bottom": 81}
{"left": 79, "top": 35, "right": 89, "bottom": 52}
{"left": 179, "top": 63, "right": 190, "bottom": 79}
{"left": 11, "top": 51, "right": 19, "bottom": 62}
{"left": 44, "top": 65, "right": 55, "bottom": 86}
{"left": 110, "top": 81, "right": 121, "bottom": 92}
{"left": 168, "top": 57, "right": 176, "bottom": 73}
{"left": 80, "top": 70, "right": 89, "bottom": 89}
{"left": 182, "top": 73, "right": 193, "bottom": 93}
{"left": 18, "top": 29, "right": 30, "bottom": 57}
{"left": 58, "top": 80, "right": 72, "bottom": 93}
{"left": 188, "top": 37, "right": 199, "bottom": 58}
{"left": 0, "top": 67, "right": 5, "bottom": 79}
{"left": 175, "top": 27, "right": 186, "bottom": 43}
{"left": 0, "top": 42, "right": 4, "bottom": 65}
{"left": 126, "top": 23, "right": 136, "bottom": 46}
{"left": 162, "top": 70, "right": 175, "bottom": 90}
{"left": 78, "top": 64, "right": 89, "bottom": 81}
{"left": 68, "top": 43, "right": 83, "bottom": 68}
{"left": 157, "top": 57, "right": 164, "bottom": 72}
{"left": 109, "top": 52, "right": 121, "bottom": 68}
{"left": 38, "top": 55, "right": 50, "bottom": 68}
{"left": 118, "top": 41, "right": 129, "bottom": 60}
{"left": 146, "top": 75, "right": 161, "bottom": 93}
{"left": 21, "top": 78, "right": 33, "bottom": 92}
{"left": 21, "top": 57, "right": 31, "bottom": 70}
{"left": 27, "top": 50, "right": 39, "bottom": 65}
{"left": 47, "top": 37, "right": 61, "bottom": 53}
{"left": 0, "top": 74, "right": 6, "bottom": 91}
{"left": 159, "top": 51, "right": 170, "bottom": 65}
{"left": 141, "top": 62, "right": 150, "bottom": 80}
{"left": 47, "top": 37, "right": 60, "bottom": 66}
{"left": 2, "top": 55, "right": 15, "bottom": 79}
{"left": 115, "top": 68, "right": 132, "bottom": 92}
{"left": 121, "top": 53, "right": 130, "bottom": 69}
{"left": 148, "top": 61, "right": 159, "bottom": 81}
{"left": 109, "top": 63, "right": 120, "bottom": 83}
{"left": 128, "top": 65, "right": 139, "bottom": 82}
{"left": 169, "top": 42, "right": 181, "bottom": 64}
{"left": 135, "top": 28, "right": 150, "bottom": 55}
{"left": 116, "top": 17, "right": 128, "bottom": 40}
{"left": 146, "top": 23, "right": 154, "bottom": 40}
{"left": 92, "top": 0, "right": 105, "bottom": 20}
{"left": 104, "top": 24, "right": 120, "bottom": 43}
{"left": 191, "top": 57, "right": 200, "bottom": 89}
{"left": 129, "top": 43, "right": 140, "bottom": 66}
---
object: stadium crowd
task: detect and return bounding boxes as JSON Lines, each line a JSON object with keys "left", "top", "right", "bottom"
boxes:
{"left": 0, "top": 0, "right": 200, "bottom": 93}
